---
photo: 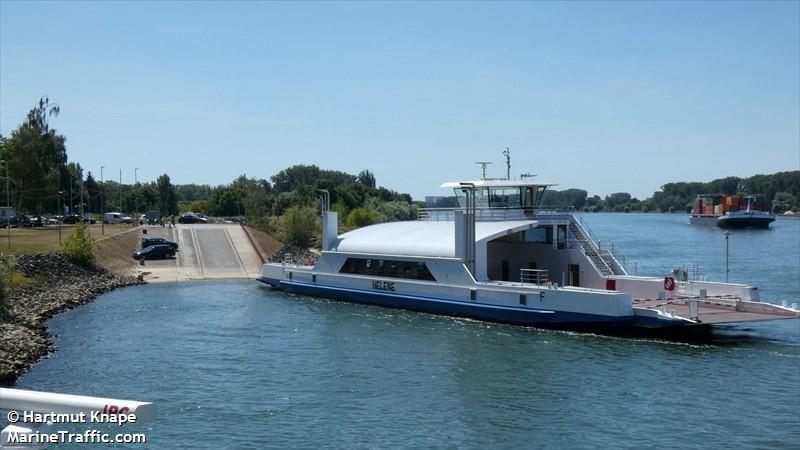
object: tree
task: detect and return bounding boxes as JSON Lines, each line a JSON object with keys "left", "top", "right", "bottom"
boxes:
{"left": 175, "top": 184, "right": 215, "bottom": 203}
{"left": 213, "top": 185, "right": 243, "bottom": 216}
{"left": 139, "top": 184, "right": 159, "bottom": 213}
{"left": 61, "top": 221, "right": 94, "bottom": 265}
{"left": 84, "top": 172, "right": 101, "bottom": 213}
{"left": 156, "top": 174, "right": 178, "bottom": 215}
{"left": 772, "top": 192, "right": 797, "bottom": 213}
{"left": 242, "top": 177, "right": 271, "bottom": 226}
{"left": 189, "top": 200, "right": 211, "bottom": 214}
{"left": 63, "top": 162, "right": 83, "bottom": 214}
{"left": 348, "top": 207, "right": 379, "bottom": 227}
{"left": 357, "top": 169, "right": 376, "bottom": 189}
{"left": 271, "top": 165, "right": 322, "bottom": 193}
{"left": 365, "top": 198, "right": 417, "bottom": 222}
{"left": 4, "top": 97, "right": 66, "bottom": 213}
{"left": 279, "top": 205, "right": 319, "bottom": 247}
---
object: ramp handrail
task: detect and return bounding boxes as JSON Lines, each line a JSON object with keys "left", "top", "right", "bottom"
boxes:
{"left": 569, "top": 213, "right": 632, "bottom": 276}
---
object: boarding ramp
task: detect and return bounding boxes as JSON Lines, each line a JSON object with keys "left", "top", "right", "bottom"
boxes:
{"left": 138, "top": 224, "right": 262, "bottom": 282}
{"left": 633, "top": 295, "right": 800, "bottom": 326}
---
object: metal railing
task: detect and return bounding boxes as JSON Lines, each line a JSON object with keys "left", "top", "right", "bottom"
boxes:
{"left": 567, "top": 216, "right": 629, "bottom": 276}
{"left": 569, "top": 213, "right": 635, "bottom": 275}
{"left": 417, "top": 206, "right": 576, "bottom": 222}
{"left": 520, "top": 268, "right": 549, "bottom": 286}
{"left": 673, "top": 263, "right": 708, "bottom": 282}
{"left": 598, "top": 240, "right": 631, "bottom": 274}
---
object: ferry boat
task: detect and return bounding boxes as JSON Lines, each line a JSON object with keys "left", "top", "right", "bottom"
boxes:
{"left": 690, "top": 194, "right": 776, "bottom": 229}
{"left": 258, "top": 177, "right": 798, "bottom": 331}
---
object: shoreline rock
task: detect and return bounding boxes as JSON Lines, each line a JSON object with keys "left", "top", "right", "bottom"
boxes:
{"left": 0, "top": 253, "right": 145, "bottom": 386}
{"left": 267, "top": 244, "right": 319, "bottom": 266}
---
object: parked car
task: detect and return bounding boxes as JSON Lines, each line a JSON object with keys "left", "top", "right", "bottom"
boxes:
{"left": 132, "top": 244, "right": 176, "bottom": 260}
{"left": 143, "top": 211, "right": 161, "bottom": 225}
{"left": 141, "top": 236, "right": 178, "bottom": 250}
{"left": 10, "top": 215, "right": 30, "bottom": 227}
{"left": 103, "top": 212, "right": 124, "bottom": 224}
{"left": 62, "top": 214, "right": 97, "bottom": 224}
{"left": 27, "top": 215, "right": 44, "bottom": 227}
{"left": 178, "top": 213, "right": 206, "bottom": 224}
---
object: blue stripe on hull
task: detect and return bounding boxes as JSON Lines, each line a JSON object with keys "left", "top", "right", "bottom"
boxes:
{"left": 277, "top": 280, "right": 630, "bottom": 326}
{"left": 257, "top": 277, "right": 281, "bottom": 287}
{"left": 632, "top": 315, "right": 686, "bottom": 328}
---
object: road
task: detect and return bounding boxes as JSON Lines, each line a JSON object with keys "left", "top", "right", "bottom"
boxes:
{"left": 137, "top": 224, "right": 263, "bottom": 282}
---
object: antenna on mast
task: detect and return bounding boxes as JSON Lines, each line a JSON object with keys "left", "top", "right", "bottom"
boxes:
{"left": 475, "top": 161, "right": 492, "bottom": 180}
{"left": 503, "top": 148, "right": 511, "bottom": 180}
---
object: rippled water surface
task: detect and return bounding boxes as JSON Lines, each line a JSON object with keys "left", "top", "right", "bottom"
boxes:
{"left": 13, "top": 214, "right": 800, "bottom": 448}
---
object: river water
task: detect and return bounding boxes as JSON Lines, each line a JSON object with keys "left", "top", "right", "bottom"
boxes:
{"left": 11, "top": 214, "right": 800, "bottom": 449}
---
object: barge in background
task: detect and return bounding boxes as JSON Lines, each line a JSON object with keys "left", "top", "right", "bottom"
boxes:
{"left": 690, "top": 194, "right": 776, "bottom": 229}
{"left": 259, "top": 176, "right": 798, "bottom": 332}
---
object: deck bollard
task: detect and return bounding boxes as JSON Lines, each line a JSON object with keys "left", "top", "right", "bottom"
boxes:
{"left": 689, "top": 300, "right": 699, "bottom": 321}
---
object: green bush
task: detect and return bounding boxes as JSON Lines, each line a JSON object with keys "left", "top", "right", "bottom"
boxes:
{"left": 347, "top": 207, "right": 379, "bottom": 228}
{"left": 0, "top": 257, "right": 12, "bottom": 321}
{"left": 279, "top": 205, "right": 319, "bottom": 248}
{"left": 61, "top": 221, "right": 95, "bottom": 265}
{"left": 364, "top": 198, "right": 418, "bottom": 222}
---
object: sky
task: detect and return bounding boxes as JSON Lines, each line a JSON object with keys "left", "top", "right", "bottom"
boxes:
{"left": 1, "top": 1, "right": 798, "bottom": 201}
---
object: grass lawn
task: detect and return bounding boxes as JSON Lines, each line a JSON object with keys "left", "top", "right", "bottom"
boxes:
{"left": 0, "top": 223, "right": 139, "bottom": 256}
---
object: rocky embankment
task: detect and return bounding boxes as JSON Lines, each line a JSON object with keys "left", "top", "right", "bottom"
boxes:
{"left": 0, "top": 253, "right": 145, "bottom": 386}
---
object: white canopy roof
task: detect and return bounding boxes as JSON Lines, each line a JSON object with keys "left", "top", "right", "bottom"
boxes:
{"left": 332, "top": 220, "right": 539, "bottom": 257}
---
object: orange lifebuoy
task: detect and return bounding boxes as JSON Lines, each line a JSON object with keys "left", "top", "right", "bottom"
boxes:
{"left": 664, "top": 276, "right": 676, "bottom": 291}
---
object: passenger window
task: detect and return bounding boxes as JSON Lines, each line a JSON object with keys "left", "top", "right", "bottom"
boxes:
{"left": 339, "top": 258, "right": 437, "bottom": 281}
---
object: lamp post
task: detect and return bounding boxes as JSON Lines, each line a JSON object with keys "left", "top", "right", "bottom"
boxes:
{"left": 101, "top": 165, "right": 106, "bottom": 235}
{"left": 134, "top": 168, "right": 139, "bottom": 225}
{"left": 79, "top": 175, "right": 84, "bottom": 217}
{"left": 1, "top": 160, "right": 9, "bottom": 250}
{"left": 724, "top": 231, "right": 730, "bottom": 283}
{"left": 58, "top": 191, "right": 63, "bottom": 244}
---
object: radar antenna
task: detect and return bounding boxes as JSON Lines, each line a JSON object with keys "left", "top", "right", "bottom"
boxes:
{"left": 503, "top": 147, "right": 511, "bottom": 180}
{"left": 475, "top": 161, "right": 492, "bottom": 180}
{"left": 520, "top": 173, "right": 536, "bottom": 179}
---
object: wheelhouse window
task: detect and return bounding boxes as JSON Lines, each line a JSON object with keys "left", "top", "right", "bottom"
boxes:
{"left": 488, "top": 188, "right": 522, "bottom": 208}
{"left": 339, "top": 258, "right": 437, "bottom": 281}
{"left": 452, "top": 185, "right": 550, "bottom": 209}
